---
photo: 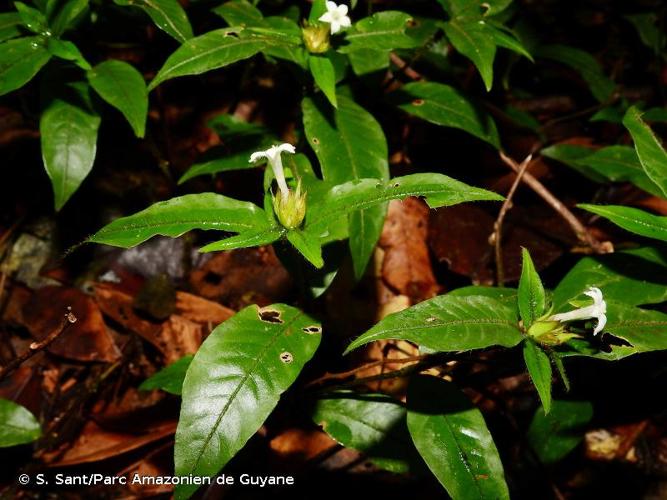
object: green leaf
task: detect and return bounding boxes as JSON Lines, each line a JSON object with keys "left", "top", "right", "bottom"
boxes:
{"left": 139, "top": 355, "right": 193, "bottom": 395}
{"left": 347, "top": 48, "right": 390, "bottom": 75}
{"left": 488, "top": 23, "right": 533, "bottom": 61}
{"left": 175, "top": 304, "right": 321, "bottom": 499}
{"left": 46, "top": 38, "right": 90, "bottom": 70}
{"left": 88, "top": 193, "right": 273, "bottom": 248}
{"left": 438, "top": 0, "right": 513, "bottom": 17}
{"left": 341, "top": 11, "right": 421, "bottom": 53}
{"left": 14, "top": 2, "right": 48, "bottom": 34}
{"left": 177, "top": 142, "right": 270, "bottom": 184}
{"left": 625, "top": 13, "right": 664, "bottom": 56}
{"left": 308, "top": 55, "right": 337, "bottom": 108}
{"left": 87, "top": 60, "right": 148, "bottom": 138}
{"left": 308, "top": 0, "right": 327, "bottom": 23}
{"left": 579, "top": 204, "right": 667, "bottom": 242}
{"left": 391, "top": 81, "right": 500, "bottom": 148}
{"left": 623, "top": 106, "right": 667, "bottom": 197}
{"left": 407, "top": 376, "right": 510, "bottom": 500}
{"left": 148, "top": 29, "right": 269, "bottom": 90}
{"left": 518, "top": 248, "right": 546, "bottom": 329}
{"left": 302, "top": 95, "right": 389, "bottom": 278}
{"left": 312, "top": 392, "right": 424, "bottom": 474}
{"left": 527, "top": 400, "right": 592, "bottom": 464}
{"left": 286, "top": 229, "right": 323, "bottom": 268}
{"left": 0, "top": 398, "right": 41, "bottom": 447}
{"left": 200, "top": 226, "right": 284, "bottom": 253}
{"left": 41, "top": 82, "right": 100, "bottom": 211}
{"left": 542, "top": 144, "right": 662, "bottom": 196}
{"left": 49, "top": 0, "right": 88, "bottom": 35}
{"left": 0, "top": 36, "right": 51, "bottom": 96}
{"left": 552, "top": 247, "right": 667, "bottom": 309}
{"left": 114, "top": 0, "right": 192, "bottom": 43}
{"left": 0, "top": 13, "right": 23, "bottom": 42}
{"left": 213, "top": 0, "right": 263, "bottom": 26}
{"left": 305, "top": 174, "right": 503, "bottom": 248}
{"left": 345, "top": 293, "right": 522, "bottom": 354}
{"left": 442, "top": 18, "right": 496, "bottom": 91}
{"left": 537, "top": 44, "right": 614, "bottom": 102}
{"left": 522, "top": 340, "right": 552, "bottom": 413}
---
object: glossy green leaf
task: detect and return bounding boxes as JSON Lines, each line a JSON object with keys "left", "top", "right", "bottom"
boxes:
{"left": 286, "top": 229, "right": 323, "bottom": 268}
{"left": 308, "top": 55, "right": 337, "bottom": 108}
{"left": 305, "top": 174, "right": 503, "bottom": 250}
{"left": 523, "top": 340, "right": 552, "bottom": 413}
{"left": 623, "top": 106, "right": 667, "bottom": 197}
{"left": 341, "top": 11, "right": 420, "bottom": 52}
{"left": 488, "top": 23, "right": 533, "bottom": 61}
{"left": 579, "top": 204, "right": 667, "bottom": 242}
{"left": 542, "top": 144, "right": 662, "bottom": 196}
{"left": 0, "top": 398, "right": 41, "bottom": 447}
{"left": 443, "top": 18, "right": 496, "bottom": 91}
{"left": 15, "top": 2, "right": 48, "bottom": 34}
{"left": 114, "top": 0, "right": 192, "bottom": 43}
{"left": 200, "top": 226, "right": 284, "bottom": 253}
{"left": 561, "top": 300, "right": 667, "bottom": 361}
{"left": 0, "top": 36, "right": 51, "bottom": 96}
{"left": 537, "top": 44, "right": 614, "bottom": 102}
{"left": 87, "top": 60, "right": 148, "bottom": 138}
{"left": 88, "top": 193, "right": 273, "bottom": 248}
{"left": 391, "top": 81, "right": 500, "bottom": 148}
{"left": 177, "top": 142, "right": 269, "bottom": 184}
{"left": 49, "top": 0, "right": 88, "bottom": 35}
{"left": 407, "top": 376, "right": 510, "bottom": 500}
{"left": 46, "top": 38, "right": 90, "bottom": 70}
{"left": 312, "top": 392, "right": 423, "bottom": 474}
{"left": 552, "top": 247, "right": 667, "bottom": 309}
{"left": 345, "top": 293, "right": 522, "bottom": 354}
{"left": 139, "top": 355, "right": 193, "bottom": 395}
{"left": 438, "top": 0, "right": 513, "bottom": 17}
{"left": 149, "top": 29, "right": 270, "bottom": 90}
{"left": 303, "top": 95, "right": 389, "bottom": 278}
{"left": 308, "top": 0, "right": 327, "bottom": 23}
{"left": 347, "top": 48, "right": 389, "bottom": 75}
{"left": 175, "top": 304, "right": 321, "bottom": 499}
{"left": 518, "top": 248, "right": 546, "bottom": 329}
{"left": 213, "top": 0, "right": 263, "bottom": 26}
{"left": 527, "top": 400, "right": 592, "bottom": 464}
{"left": 0, "top": 13, "right": 22, "bottom": 42}
{"left": 41, "top": 83, "right": 100, "bottom": 211}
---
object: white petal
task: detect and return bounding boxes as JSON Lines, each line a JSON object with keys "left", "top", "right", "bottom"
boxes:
{"left": 593, "top": 313, "right": 607, "bottom": 335}
{"left": 325, "top": 1, "right": 338, "bottom": 12}
{"left": 584, "top": 287, "right": 603, "bottom": 304}
{"left": 329, "top": 20, "right": 341, "bottom": 34}
{"left": 249, "top": 151, "right": 267, "bottom": 163}
{"left": 276, "top": 143, "right": 296, "bottom": 154}
{"left": 319, "top": 12, "right": 333, "bottom": 23}
{"left": 337, "top": 4, "right": 349, "bottom": 15}
{"left": 339, "top": 16, "right": 352, "bottom": 28}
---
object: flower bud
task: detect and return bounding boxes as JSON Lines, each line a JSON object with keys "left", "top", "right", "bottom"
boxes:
{"left": 273, "top": 181, "right": 306, "bottom": 229}
{"left": 302, "top": 24, "right": 330, "bottom": 54}
{"left": 527, "top": 320, "right": 578, "bottom": 346}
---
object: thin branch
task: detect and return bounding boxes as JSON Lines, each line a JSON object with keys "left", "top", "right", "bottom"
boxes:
{"left": 307, "top": 355, "right": 429, "bottom": 388}
{"left": 315, "top": 354, "right": 450, "bottom": 392}
{"left": 499, "top": 151, "right": 612, "bottom": 255}
{"left": 0, "top": 308, "right": 77, "bottom": 380}
{"left": 491, "top": 154, "right": 532, "bottom": 285}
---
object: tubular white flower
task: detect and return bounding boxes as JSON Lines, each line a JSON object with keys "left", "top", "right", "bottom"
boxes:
{"left": 550, "top": 287, "right": 607, "bottom": 335}
{"left": 249, "top": 143, "right": 296, "bottom": 199}
{"left": 319, "top": 1, "right": 351, "bottom": 35}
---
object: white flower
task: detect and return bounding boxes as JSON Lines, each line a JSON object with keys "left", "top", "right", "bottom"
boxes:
{"left": 319, "top": 1, "right": 351, "bottom": 35}
{"left": 550, "top": 287, "right": 607, "bottom": 335}
{"left": 249, "top": 143, "right": 296, "bottom": 200}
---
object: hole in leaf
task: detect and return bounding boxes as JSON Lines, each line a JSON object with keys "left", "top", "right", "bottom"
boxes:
{"left": 393, "top": 182, "right": 400, "bottom": 188}
{"left": 259, "top": 308, "right": 283, "bottom": 323}
{"left": 312, "top": 137, "right": 320, "bottom": 145}
{"left": 302, "top": 325, "right": 322, "bottom": 335}
{"left": 204, "top": 271, "right": 222, "bottom": 285}
{"left": 280, "top": 351, "right": 293, "bottom": 363}
{"left": 412, "top": 99, "right": 425, "bottom": 106}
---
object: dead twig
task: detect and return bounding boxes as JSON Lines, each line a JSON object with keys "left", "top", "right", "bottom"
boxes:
{"left": 490, "top": 154, "right": 532, "bottom": 285}
{"left": 306, "top": 354, "right": 429, "bottom": 388}
{"left": 0, "top": 307, "right": 77, "bottom": 380}
{"left": 499, "top": 151, "right": 612, "bottom": 255}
